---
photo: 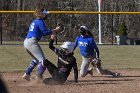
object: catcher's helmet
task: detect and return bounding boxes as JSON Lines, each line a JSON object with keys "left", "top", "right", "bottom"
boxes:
{"left": 60, "top": 41, "right": 74, "bottom": 54}
{"left": 79, "top": 25, "right": 88, "bottom": 35}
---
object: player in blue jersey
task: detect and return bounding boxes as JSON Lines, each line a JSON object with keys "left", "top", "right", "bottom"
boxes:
{"left": 22, "top": 9, "right": 63, "bottom": 81}
{"left": 74, "top": 25, "right": 121, "bottom": 77}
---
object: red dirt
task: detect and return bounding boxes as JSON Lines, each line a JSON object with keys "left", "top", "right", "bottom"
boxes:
{"left": 1, "top": 69, "right": 140, "bottom": 93}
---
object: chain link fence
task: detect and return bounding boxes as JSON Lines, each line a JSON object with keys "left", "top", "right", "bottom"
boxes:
{"left": 0, "top": 0, "right": 140, "bottom": 45}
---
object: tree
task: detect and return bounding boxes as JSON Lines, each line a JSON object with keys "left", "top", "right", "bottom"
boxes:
{"left": 116, "top": 20, "right": 127, "bottom": 36}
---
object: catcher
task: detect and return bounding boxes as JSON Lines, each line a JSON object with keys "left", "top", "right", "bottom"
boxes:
{"left": 74, "top": 25, "right": 121, "bottom": 77}
{"left": 42, "top": 35, "right": 78, "bottom": 84}
{"left": 22, "top": 8, "right": 64, "bottom": 81}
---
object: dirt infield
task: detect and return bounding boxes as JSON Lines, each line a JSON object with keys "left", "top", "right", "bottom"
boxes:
{"left": 1, "top": 69, "right": 140, "bottom": 93}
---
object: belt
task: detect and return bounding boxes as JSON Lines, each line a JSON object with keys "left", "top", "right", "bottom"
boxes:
{"left": 27, "top": 37, "right": 40, "bottom": 41}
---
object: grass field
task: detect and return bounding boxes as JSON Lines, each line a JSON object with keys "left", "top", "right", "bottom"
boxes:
{"left": 1, "top": 44, "right": 140, "bottom": 93}
{"left": 0, "top": 44, "right": 140, "bottom": 72}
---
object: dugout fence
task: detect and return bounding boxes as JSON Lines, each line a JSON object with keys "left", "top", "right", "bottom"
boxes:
{"left": 0, "top": 11, "right": 140, "bottom": 45}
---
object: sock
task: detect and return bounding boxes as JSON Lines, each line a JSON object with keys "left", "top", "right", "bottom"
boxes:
{"left": 37, "top": 61, "right": 46, "bottom": 76}
{"left": 26, "top": 60, "right": 37, "bottom": 75}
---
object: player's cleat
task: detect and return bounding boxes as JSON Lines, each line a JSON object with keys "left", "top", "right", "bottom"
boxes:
{"left": 36, "top": 74, "right": 43, "bottom": 80}
{"left": 22, "top": 73, "right": 31, "bottom": 81}
{"left": 112, "top": 72, "right": 122, "bottom": 77}
{"left": 88, "top": 68, "right": 93, "bottom": 76}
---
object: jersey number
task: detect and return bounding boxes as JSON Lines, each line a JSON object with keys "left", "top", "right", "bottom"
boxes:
{"left": 29, "top": 23, "right": 35, "bottom": 31}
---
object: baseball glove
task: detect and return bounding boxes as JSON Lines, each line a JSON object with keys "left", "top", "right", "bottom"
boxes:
{"left": 91, "top": 58, "right": 101, "bottom": 68}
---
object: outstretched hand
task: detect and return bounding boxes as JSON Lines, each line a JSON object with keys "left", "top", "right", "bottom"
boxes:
{"left": 53, "top": 23, "right": 64, "bottom": 33}
{"left": 57, "top": 23, "right": 64, "bottom": 32}
{"left": 51, "top": 35, "right": 55, "bottom": 40}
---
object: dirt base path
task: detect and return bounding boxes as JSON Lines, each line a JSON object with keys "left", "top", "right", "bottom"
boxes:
{"left": 1, "top": 69, "right": 140, "bottom": 93}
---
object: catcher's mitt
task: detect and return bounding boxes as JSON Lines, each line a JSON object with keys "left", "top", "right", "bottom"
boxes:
{"left": 57, "top": 23, "right": 64, "bottom": 32}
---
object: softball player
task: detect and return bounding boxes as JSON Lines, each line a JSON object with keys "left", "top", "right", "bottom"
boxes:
{"left": 74, "top": 25, "right": 121, "bottom": 77}
{"left": 42, "top": 35, "right": 78, "bottom": 84}
{"left": 22, "top": 8, "right": 62, "bottom": 81}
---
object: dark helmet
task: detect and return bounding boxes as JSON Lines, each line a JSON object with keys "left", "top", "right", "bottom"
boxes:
{"left": 79, "top": 25, "right": 88, "bottom": 36}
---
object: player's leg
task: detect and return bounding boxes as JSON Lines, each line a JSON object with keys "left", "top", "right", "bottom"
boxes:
{"left": 42, "top": 59, "right": 66, "bottom": 84}
{"left": 22, "top": 59, "right": 37, "bottom": 81}
{"left": 24, "top": 49, "right": 38, "bottom": 75}
{"left": 80, "top": 56, "right": 92, "bottom": 77}
{"left": 24, "top": 37, "right": 46, "bottom": 79}
{"left": 91, "top": 59, "right": 121, "bottom": 77}
{"left": 43, "top": 78, "right": 59, "bottom": 85}
{"left": 96, "top": 66, "right": 121, "bottom": 77}
{"left": 42, "top": 59, "right": 58, "bottom": 77}
{"left": 26, "top": 60, "right": 37, "bottom": 75}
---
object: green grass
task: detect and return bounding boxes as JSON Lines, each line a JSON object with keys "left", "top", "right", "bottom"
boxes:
{"left": 0, "top": 44, "right": 140, "bottom": 72}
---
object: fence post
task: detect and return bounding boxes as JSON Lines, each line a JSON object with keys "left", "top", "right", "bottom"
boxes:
{"left": 0, "top": 13, "right": 2, "bottom": 45}
{"left": 111, "top": 14, "right": 114, "bottom": 45}
{"left": 54, "top": 14, "right": 58, "bottom": 45}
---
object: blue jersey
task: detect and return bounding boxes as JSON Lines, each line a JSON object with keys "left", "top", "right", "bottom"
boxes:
{"left": 74, "top": 35, "right": 99, "bottom": 58}
{"left": 26, "top": 18, "right": 52, "bottom": 41}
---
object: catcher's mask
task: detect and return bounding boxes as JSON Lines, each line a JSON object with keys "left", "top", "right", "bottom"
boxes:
{"left": 60, "top": 41, "right": 74, "bottom": 55}
{"left": 34, "top": 9, "right": 49, "bottom": 20}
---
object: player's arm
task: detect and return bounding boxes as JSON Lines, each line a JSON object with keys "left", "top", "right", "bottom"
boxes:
{"left": 38, "top": 20, "right": 62, "bottom": 36}
{"left": 73, "top": 37, "right": 79, "bottom": 51}
{"left": 91, "top": 38, "right": 99, "bottom": 58}
{"left": 38, "top": 20, "right": 52, "bottom": 36}
{"left": 49, "top": 38, "right": 55, "bottom": 51}
{"left": 49, "top": 35, "right": 60, "bottom": 55}
{"left": 49, "top": 35, "right": 57, "bottom": 52}
{"left": 71, "top": 57, "right": 78, "bottom": 83}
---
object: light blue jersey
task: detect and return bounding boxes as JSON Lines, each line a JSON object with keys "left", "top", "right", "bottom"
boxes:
{"left": 26, "top": 18, "right": 52, "bottom": 41}
{"left": 74, "top": 35, "right": 99, "bottom": 58}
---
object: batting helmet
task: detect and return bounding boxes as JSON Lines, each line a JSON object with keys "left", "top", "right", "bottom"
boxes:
{"left": 79, "top": 25, "right": 88, "bottom": 36}
{"left": 60, "top": 41, "right": 74, "bottom": 54}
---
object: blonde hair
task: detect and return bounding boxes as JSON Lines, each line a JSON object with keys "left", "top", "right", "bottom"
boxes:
{"left": 34, "top": 9, "right": 45, "bottom": 19}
